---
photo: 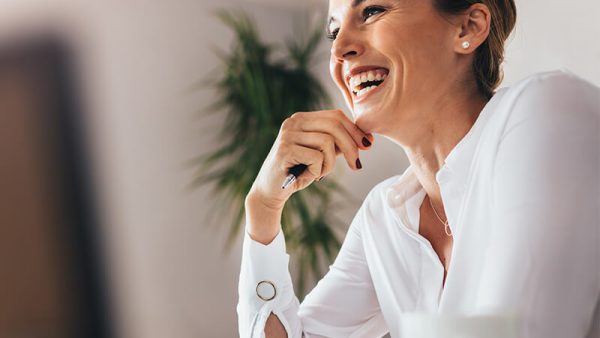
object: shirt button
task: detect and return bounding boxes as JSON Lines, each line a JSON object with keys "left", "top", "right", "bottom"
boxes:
{"left": 256, "top": 280, "right": 277, "bottom": 301}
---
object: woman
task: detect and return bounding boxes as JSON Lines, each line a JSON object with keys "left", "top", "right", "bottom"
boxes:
{"left": 237, "top": 0, "right": 600, "bottom": 337}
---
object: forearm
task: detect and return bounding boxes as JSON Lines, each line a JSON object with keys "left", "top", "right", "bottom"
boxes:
{"left": 265, "top": 313, "right": 288, "bottom": 338}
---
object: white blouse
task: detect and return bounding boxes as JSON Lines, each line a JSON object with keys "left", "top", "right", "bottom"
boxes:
{"left": 237, "top": 70, "right": 600, "bottom": 338}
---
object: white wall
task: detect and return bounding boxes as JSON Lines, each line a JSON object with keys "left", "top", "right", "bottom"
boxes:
{"left": 0, "top": 1, "right": 302, "bottom": 337}
{"left": 76, "top": 3, "right": 303, "bottom": 337}
{"left": 503, "top": 0, "right": 600, "bottom": 86}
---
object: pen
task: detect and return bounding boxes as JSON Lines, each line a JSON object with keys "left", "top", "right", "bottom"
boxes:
{"left": 281, "top": 164, "right": 307, "bottom": 189}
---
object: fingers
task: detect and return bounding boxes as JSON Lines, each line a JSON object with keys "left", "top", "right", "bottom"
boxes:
{"left": 285, "top": 131, "right": 336, "bottom": 178}
{"left": 284, "top": 110, "right": 372, "bottom": 170}
{"left": 324, "top": 109, "right": 373, "bottom": 149}
{"left": 280, "top": 143, "right": 324, "bottom": 181}
{"left": 294, "top": 110, "right": 371, "bottom": 149}
{"left": 249, "top": 109, "right": 366, "bottom": 209}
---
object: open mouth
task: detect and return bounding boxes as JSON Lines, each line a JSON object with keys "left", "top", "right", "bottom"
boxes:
{"left": 348, "top": 68, "right": 389, "bottom": 98}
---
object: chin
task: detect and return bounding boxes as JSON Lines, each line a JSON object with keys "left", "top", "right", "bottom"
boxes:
{"left": 355, "top": 103, "right": 401, "bottom": 136}
{"left": 353, "top": 108, "right": 380, "bottom": 134}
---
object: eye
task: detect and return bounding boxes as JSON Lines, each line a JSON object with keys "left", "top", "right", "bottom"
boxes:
{"left": 326, "top": 28, "right": 339, "bottom": 41}
{"left": 326, "top": 5, "right": 385, "bottom": 41}
{"left": 362, "top": 6, "right": 385, "bottom": 21}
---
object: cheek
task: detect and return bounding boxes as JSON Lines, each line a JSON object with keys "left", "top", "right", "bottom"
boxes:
{"left": 374, "top": 23, "right": 404, "bottom": 46}
{"left": 372, "top": 19, "right": 442, "bottom": 67}
{"left": 371, "top": 23, "right": 409, "bottom": 69}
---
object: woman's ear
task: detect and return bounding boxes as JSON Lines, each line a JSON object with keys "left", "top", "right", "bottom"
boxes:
{"left": 454, "top": 3, "right": 491, "bottom": 54}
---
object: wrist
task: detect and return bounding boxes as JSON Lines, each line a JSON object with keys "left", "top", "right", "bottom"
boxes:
{"left": 245, "top": 188, "right": 286, "bottom": 213}
{"left": 245, "top": 191, "right": 284, "bottom": 245}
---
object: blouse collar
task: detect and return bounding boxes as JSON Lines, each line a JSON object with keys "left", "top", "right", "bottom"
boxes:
{"left": 437, "top": 87, "right": 508, "bottom": 188}
{"left": 386, "top": 87, "right": 508, "bottom": 231}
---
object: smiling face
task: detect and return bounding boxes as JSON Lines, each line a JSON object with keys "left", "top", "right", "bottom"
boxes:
{"left": 327, "top": 0, "right": 469, "bottom": 135}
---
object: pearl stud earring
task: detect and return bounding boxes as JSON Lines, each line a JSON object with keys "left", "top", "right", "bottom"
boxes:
{"left": 462, "top": 41, "right": 470, "bottom": 49}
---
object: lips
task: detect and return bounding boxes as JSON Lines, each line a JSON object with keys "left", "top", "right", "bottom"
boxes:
{"left": 345, "top": 66, "right": 389, "bottom": 99}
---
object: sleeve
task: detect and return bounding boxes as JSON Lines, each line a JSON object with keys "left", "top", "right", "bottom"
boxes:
{"left": 475, "top": 72, "right": 600, "bottom": 338}
{"left": 237, "top": 194, "right": 385, "bottom": 338}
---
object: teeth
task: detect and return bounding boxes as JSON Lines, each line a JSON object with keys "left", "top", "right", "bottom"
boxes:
{"left": 350, "top": 69, "right": 389, "bottom": 94}
{"left": 356, "top": 85, "right": 378, "bottom": 97}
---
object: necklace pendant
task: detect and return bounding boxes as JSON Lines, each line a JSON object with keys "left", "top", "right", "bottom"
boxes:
{"left": 428, "top": 195, "right": 453, "bottom": 237}
{"left": 444, "top": 222, "right": 453, "bottom": 237}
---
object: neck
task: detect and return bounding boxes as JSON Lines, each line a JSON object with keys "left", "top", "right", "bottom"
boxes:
{"left": 388, "top": 85, "right": 488, "bottom": 214}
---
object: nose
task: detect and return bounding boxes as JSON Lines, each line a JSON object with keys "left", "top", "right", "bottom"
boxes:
{"left": 331, "top": 27, "right": 365, "bottom": 62}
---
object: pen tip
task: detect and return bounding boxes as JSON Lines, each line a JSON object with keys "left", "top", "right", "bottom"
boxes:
{"left": 281, "top": 174, "right": 295, "bottom": 189}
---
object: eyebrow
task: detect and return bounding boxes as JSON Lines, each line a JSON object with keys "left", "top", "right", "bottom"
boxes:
{"left": 326, "top": 0, "right": 367, "bottom": 35}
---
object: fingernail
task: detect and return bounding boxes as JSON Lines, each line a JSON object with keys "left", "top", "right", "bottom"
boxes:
{"left": 362, "top": 137, "right": 371, "bottom": 147}
{"left": 356, "top": 158, "right": 362, "bottom": 169}
{"left": 319, "top": 176, "right": 325, "bottom": 181}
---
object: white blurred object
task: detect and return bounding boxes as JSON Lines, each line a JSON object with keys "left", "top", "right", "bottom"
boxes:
{"left": 400, "top": 314, "right": 521, "bottom": 338}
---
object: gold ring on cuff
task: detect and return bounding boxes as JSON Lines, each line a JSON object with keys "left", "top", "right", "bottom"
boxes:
{"left": 256, "top": 280, "right": 277, "bottom": 301}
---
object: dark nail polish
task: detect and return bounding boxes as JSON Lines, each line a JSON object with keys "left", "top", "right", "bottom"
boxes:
{"left": 362, "top": 137, "right": 371, "bottom": 147}
{"left": 356, "top": 158, "right": 362, "bottom": 169}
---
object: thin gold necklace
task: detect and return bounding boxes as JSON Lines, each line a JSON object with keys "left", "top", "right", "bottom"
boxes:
{"left": 428, "top": 195, "right": 453, "bottom": 237}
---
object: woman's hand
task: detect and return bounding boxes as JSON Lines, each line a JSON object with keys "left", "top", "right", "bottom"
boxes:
{"left": 245, "top": 109, "right": 373, "bottom": 244}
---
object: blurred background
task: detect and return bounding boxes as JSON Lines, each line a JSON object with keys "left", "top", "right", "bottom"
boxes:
{"left": 0, "top": 0, "right": 598, "bottom": 337}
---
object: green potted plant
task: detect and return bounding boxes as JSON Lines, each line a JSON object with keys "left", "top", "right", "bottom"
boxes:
{"left": 192, "top": 10, "right": 353, "bottom": 297}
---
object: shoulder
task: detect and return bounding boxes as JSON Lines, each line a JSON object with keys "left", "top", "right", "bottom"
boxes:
{"left": 512, "top": 69, "right": 595, "bottom": 87}
{"left": 514, "top": 69, "right": 596, "bottom": 96}
{"left": 504, "top": 70, "right": 599, "bottom": 114}
{"left": 498, "top": 70, "right": 599, "bottom": 131}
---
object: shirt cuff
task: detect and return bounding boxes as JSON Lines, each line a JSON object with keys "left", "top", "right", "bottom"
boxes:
{"left": 239, "top": 226, "right": 294, "bottom": 309}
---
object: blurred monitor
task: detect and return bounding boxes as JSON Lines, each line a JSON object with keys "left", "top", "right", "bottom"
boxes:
{"left": 0, "top": 37, "right": 111, "bottom": 338}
